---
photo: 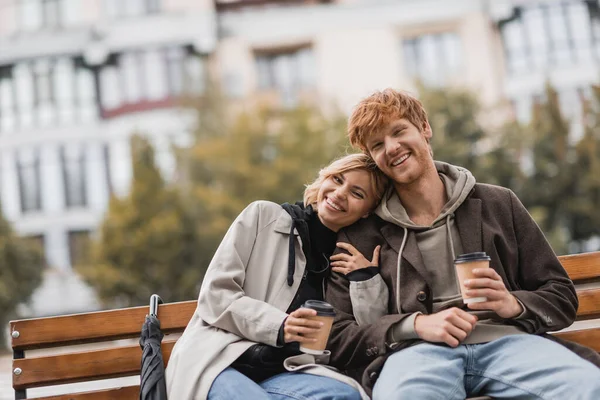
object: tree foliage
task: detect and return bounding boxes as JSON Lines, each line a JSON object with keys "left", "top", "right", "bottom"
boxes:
{"left": 569, "top": 85, "right": 600, "bottom": 246}
{"left": 0, "top": 211, "right": 43, "bottom": 348}
{"left": 77, "top": 135, "right": 204, "bottom": 307}
{"left": 177, "top": 88, "right": 349, "bottom": 279}
{"left": 420, "top": 86, "right": 524, "bottom": 190}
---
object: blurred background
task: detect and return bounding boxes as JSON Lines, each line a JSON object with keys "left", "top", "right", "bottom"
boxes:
{"left": 0, "top": 0, "right": 599, "bottom": 369}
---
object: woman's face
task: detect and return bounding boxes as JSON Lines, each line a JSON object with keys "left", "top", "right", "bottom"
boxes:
{"left": 316, "top": 169, "right": 377, "bottom": 232}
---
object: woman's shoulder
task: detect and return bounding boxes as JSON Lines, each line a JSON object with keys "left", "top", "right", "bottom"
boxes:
{"left": 241, "top": 200, "right": 289, "bottom": 228}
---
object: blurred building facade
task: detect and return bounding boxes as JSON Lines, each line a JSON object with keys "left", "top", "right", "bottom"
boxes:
{"left": 0, "top": 0, "right": 216, "bottom": 315}
{"left": 1, "top": 0, "right": 599, "bottom": 316}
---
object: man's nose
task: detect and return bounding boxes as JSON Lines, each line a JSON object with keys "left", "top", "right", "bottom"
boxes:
{"left": 385, "top": 137, "right": 400, "bottom": 156}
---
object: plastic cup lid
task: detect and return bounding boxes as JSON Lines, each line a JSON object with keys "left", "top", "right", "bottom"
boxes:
{"left": 454, "top": 252, "right": 491, "bottom": 264}
{"left": 302, "top": 300, "right": 336, "bottom": 316}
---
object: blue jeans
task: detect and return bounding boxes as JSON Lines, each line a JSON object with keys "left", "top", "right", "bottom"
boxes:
{"left": 208, "top": 367, "right": 362, "bottom": 400}
{"left": 373, "top": 334, "right": 600, "bottom": 400}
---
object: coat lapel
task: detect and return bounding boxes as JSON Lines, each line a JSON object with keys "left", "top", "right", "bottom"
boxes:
{"left": 380, "top": 224, "right": 432, "bottom": 288}
{"left": 273, "top": 209, "right": 298, "bottom": 235}
{"left": 455, "top": 198, "right": 483, "bottom": 254}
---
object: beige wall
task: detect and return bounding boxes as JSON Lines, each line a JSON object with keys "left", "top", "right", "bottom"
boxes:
{"left": 460, "top": 12, "right": 505, "bottom": 107}
{"left": 316, "top": 27, "right": 402, "bottom": 112}
{"left": 166, "top": 0, "right": 214, "bottom": 12}
{"left": 0, "top": 3, "right": 18, "bottom": 38}
{"left": 217, "top": 4, "right": 506, "bottom": 113}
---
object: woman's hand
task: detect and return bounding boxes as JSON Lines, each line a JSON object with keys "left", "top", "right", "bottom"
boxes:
{"left": 464, "top": 268, "right": 523, "bottom": 319}
{"left": 283, "top": 308, "right": 324, "bottom": 344}
{"left": 330, "top": 243, "right": 380, "bottom": 275}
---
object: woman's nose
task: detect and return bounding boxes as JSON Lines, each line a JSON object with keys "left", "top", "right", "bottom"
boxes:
{"left": 334, "top": 187, "right": 347, "bottom": 199}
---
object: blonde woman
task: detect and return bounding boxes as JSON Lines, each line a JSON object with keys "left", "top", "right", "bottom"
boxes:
{"left": 166, "top": 153, "right": 388, "bottom": 400}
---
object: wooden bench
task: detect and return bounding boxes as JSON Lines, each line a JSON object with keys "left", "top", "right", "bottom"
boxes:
{"left": 9, "top": 251, "right": 600, "bottom": 399}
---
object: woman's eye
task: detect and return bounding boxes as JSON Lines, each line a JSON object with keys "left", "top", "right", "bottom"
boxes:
{"left": 333, "top": 175, "right": 343, "bottom": 184}
{"left": 353, "top": 191, "right": 365, "bottom": 199}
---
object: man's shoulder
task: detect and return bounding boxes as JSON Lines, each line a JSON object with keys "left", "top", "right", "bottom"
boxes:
{"left": 472, "top": 183, "right": 513, "bottom": 202}
{"left": 338, "top": 214, "right": 387, "bottom": 244}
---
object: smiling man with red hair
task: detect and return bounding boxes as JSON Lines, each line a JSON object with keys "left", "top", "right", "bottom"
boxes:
{"left": 326, "top": 88, "right": 600, "bottom": 400}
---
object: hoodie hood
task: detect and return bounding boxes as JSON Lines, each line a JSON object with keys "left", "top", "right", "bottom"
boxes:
{"left": 375, "top": 161, "right": 476, "bottom": 229}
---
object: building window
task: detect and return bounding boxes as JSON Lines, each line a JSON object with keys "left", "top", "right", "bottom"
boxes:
{"left": 99, "top": 46, "right": 204, "bottom": 115}
{"left": 402, "top": 32, "right": 462, "bottom": 87}
{"left": 19, "top": 0, "right": 63, "bottom": 31}
{"left": 16, "top": 149, "right": 42, "bottom": 213}
{"left": 104, "top": 0, "right": 161, "bottom": 18}
{"left": 501, "top": 1, "right": 599, "bottom": 75}
{"left": 255, "top": 46, "right": 316, "bottom": 106}
{"left": 68, "top": 230, "right": 91, "bottom": 267}
{"left": 60, "top": 144, "right": 87, "bottom": 208}
{"left": 0, "top": 57, "right": 97, "bottom": 132}
{"left": 0, "top": 66, "right": 16, "bottom": 132}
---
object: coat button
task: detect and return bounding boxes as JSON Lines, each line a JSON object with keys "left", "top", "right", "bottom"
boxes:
{"left": 369, "top": 371, "right": 378, "bottom": 382}
{"left": 417, "top": 291, "right": 427, "bottom": 302}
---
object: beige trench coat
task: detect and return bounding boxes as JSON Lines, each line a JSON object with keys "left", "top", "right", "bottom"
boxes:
{"left": 165, "top": 201, "right": 370, "bottom": 400}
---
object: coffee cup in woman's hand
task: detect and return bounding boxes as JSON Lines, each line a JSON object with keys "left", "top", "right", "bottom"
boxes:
{"left": 297, "top": 300, "right": 336, "bottom": 355}
{"left": 283, "top": 307, "right": 322, "bottom": 344}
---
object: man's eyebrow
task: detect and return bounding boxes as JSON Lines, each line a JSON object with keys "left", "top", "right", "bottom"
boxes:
{"left": 391, "top": 121, "right": 409, "bottom": 131}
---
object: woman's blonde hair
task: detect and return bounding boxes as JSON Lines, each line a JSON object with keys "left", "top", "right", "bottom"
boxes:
{"left": 304, "top": 153, "right": 389, "bottom": 209}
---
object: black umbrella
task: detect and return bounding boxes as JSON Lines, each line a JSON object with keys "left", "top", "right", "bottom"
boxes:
{"left": 139, "top": 294, "right": 167, "bottom": 400}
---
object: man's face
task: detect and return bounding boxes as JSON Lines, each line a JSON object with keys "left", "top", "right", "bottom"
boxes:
{"left": 365, "top": 118, "right": 433, "bottom": 186}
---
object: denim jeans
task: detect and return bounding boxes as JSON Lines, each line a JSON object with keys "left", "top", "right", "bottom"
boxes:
{"left": 373, "top": 334, "right": 600, "bottom": 400}
{"left": 208, "top": 367, "right": 362, "bottom": 400}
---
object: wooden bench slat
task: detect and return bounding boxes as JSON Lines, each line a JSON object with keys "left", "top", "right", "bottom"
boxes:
{"left": 34, "top": 385, "right": 139, "bottom": 400}
{"left": 10, "top": 301, "right": 196, "bottom": 350}
{"left": 13, "top": 340, "right": 176, "bottom": 390}
{"left": 558, "top": 252, "right": 600, "bottom": 282}
{"left": 577, "top": 288, "right": 600, "bottom": 319}
{"left": 554, "top": 328, "right": 600, "bottom": 352}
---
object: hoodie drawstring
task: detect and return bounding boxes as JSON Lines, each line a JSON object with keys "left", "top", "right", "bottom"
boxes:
{"left": 395, "top": 227, "right": 409, "bottom": 313}
{"left": 446, "top": 214, "right": 456, "bottom": 262}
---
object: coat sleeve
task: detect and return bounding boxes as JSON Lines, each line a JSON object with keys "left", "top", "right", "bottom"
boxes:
{"left": 325, "top": 230, "right": 407, "bottom": 370}
{"left": 196, "top": 202, "right": 288, "bottom": 347}
{"left": 508, "top": 190, "right": 579, "bottom": 334}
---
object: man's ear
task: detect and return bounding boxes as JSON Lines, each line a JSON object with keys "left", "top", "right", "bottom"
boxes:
{"left": 422, "top": 121, "right": 433, "bottom": 140}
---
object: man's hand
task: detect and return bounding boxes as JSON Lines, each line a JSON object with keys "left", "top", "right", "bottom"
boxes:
{"left": 283, "top": 308, "right": 323, "bottom": 344}
{"left": 414, "top": 308, "right": 478, "bottom": 347}
{"left": 330, "top": 243, "right": 380, "bottom": 275}
{"left": 463, "top": 268, "right": 523, "bottom": 319}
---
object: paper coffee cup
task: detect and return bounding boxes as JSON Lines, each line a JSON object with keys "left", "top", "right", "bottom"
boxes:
{"left": 298, "top": 300, "right": 336, "bottom": 355}
{"left": 454, "top": 252, "right": 491, "bottom": 304}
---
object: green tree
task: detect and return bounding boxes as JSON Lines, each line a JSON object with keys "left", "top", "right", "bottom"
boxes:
{"left": 521, "top": 83, "right": 575, "bottom": 253}
{"left": 0, "top": 210, "right": 43, "bottom": 348}
{"left": 569, "top": 85, "right": 600, "bottom": 247}
{"left": 77, "top": 135, "right": 204, "bottom": 307}
{"left": 419, "top": 86, "right": 523, "bottom": 189}
{"left": 178, "top": 88, "right": 349, "bottom": 278}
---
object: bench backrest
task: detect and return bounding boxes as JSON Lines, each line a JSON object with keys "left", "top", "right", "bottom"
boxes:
{"left": 10, "top": 252, "right": 600, "bottom": 399}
